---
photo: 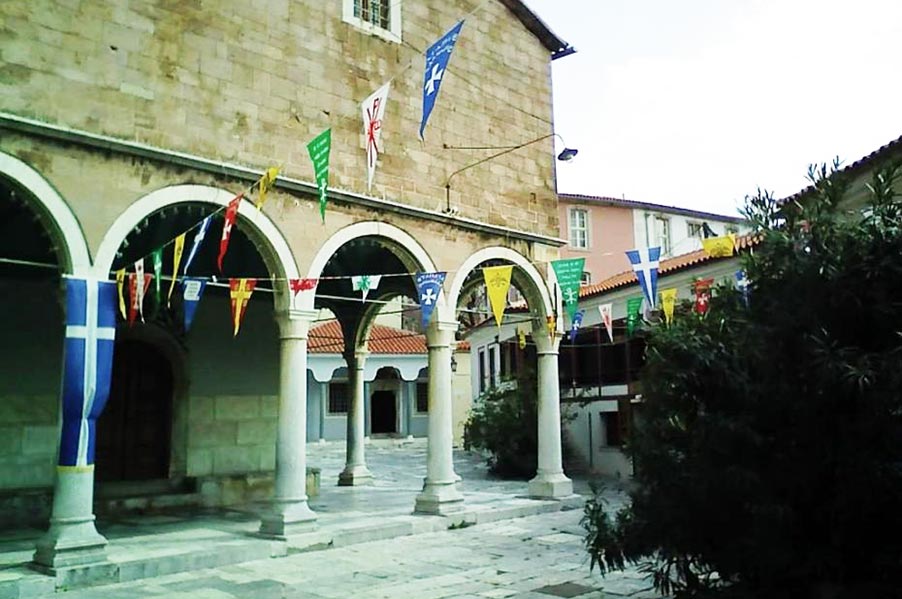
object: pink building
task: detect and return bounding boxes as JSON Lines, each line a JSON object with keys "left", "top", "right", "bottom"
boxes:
{"left": 557, "top": 194, "right": 747, "bottom": 285}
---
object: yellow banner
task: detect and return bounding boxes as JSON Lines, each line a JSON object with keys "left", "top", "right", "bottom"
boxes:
{"left": 255, "top": 166, "right": 280, "bottom": 209}
{"left": 115, "top": 269, "right": 126, "bottom": 319}
{"left": 167, "top": 233, "right": 185, "bottom": 307}
{"left": 702, "top": 234, "right": 736, "bottom": 258}
{"left": 661, "top": 287, "right": 677, "bottom": 325}
{"left": 483, "top": 265, "right": 513, "bottom": 328}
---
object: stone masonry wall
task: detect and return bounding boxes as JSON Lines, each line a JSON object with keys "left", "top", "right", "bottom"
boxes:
{"left": 0, "top": 0, "right": 559, "bottom": 236}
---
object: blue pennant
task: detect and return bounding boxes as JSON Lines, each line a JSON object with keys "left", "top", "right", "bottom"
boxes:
{"left": 626, "top": 246, "right": 661, "bottom": 309}
{"left": 182, "top": 277, "right": 207, "bottom": 332}
{"left": 415, "top": 271, "right": 446, "bottom": 329}
{"left": 419, "top": 20, "right": 465, "bottom": 140}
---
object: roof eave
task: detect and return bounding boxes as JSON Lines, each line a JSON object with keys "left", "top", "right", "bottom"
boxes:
{"left": 497, "top": 0, "right": 575, "bottom": 60}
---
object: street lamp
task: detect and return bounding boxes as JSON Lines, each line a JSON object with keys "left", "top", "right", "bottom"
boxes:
{"left": 442, "top": 133, "right": 577, "bottom": 215}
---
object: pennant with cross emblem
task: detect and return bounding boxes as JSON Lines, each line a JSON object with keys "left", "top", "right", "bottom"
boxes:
{"left": 415, "top": 271, "right": 446, "bottom": 329}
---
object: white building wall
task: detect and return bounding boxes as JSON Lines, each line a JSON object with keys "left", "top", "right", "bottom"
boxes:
{"left": 632, "top": 209, "right": 745, "bottom": 258}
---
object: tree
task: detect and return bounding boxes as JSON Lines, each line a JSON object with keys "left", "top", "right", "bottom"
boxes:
{"left": 583, "top": 161, "right": 902, "bottom": 598}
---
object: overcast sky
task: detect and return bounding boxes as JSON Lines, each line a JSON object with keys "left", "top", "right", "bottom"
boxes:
{"left": 523, "top": 0, "right": 902, "bottom": 216}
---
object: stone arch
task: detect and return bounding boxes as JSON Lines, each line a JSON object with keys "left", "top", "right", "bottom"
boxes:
{"left": 301, "top": 221, "right": 437, "bottom": 313}
{"left": 0, "top": 150, "right": 92, "bottom": 275}
{"left": 446, "top": 246, "right": 554, "bottom": 324}
{"left": 94, "top": 184, "right": 300, "bottom": 307}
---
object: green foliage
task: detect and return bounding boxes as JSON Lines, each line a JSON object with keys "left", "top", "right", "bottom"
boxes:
{"left": 584, "top": 161, "right": 902, "bottom": 598}
{"left": 463, "top": 369, "right": 539, "bottom": 478}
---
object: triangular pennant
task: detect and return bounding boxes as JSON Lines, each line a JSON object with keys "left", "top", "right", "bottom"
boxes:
{"left": 181, "top": 277, "right": 207, "bottom": 332}
{"left": 115, "top": 268, "right": 127, "bottom": 319}
{"left": 306, "top": 129, "right": 331, "bottom": 222}
{"left": 551, "top": 257, "right": 585, "bottom": 321}
{"left": 598, "top": 303, "right": 614, "bottom": 343}
{"left": 568, "top": 309, "right": 585, "bottom": 342}
{"left": 289, "top": 278, "right": 318, "bottom": 308}
{"left": 229, "top": 278, "right": 257, "bottom": 336}
{"left": 626, "top": 246, "right": 661, "bottom": 309}
{"left": 483, "top": 265, "right": 513, "bottom": 328}
{"left": 255, "top": 166, "right": 280, "bottom": 210}
{"left": 415, "top": 271, "right": 446, "bottom": 329}
{"left": 626, "top": 296, "right": 643, "bottom": 336}
{"left": 168, "top": 233, "right": 185, "bottom": 307}
{"left": 362, "top": 82, "right": 391, "bottom": 191}
{"left": 351, "top": 275, "right": 382, "bottom": 303}
{"left": 184, "top": 215, "right": 212, "bottom": 275}
{"left": 516, "top": 324, "right": 528, "bottom": 349}
{"left": 218, "top": 193, "right": 243, "bottom": 272}
{"left": 151, "top": 248, "right": 163, "bottom": 309}
{"left": 701, "top": 234, "right": 736, "bottom": 258}
{"left": 660, "top": 288, "right": 678, "bottom": 325}
{"left": 693, "top": 278, "right": 715, "bottom": 315}
{"left": 134, "top": 259, "right": 147, "bottom": 323}
{"left": 128, "top": 271, "right": 153, "bottom": 326}
{"left": 419, "top": 20, "right": 465, "bottom": 140}
{"left": 546, "top": 315, "right": 556, "bottom": 339}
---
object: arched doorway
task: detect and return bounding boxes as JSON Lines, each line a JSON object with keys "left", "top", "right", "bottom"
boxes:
{"left": 96, "top": 338, "right": 174, "bottom": 482}
{"left": 370, "top": 367, "right": 400, "bottom": 435}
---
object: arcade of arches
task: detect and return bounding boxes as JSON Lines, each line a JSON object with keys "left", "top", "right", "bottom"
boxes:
{"left": 0, "top": 152, "right": 571, "bottom": 570}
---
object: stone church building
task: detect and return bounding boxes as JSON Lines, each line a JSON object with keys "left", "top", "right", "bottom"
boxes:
{"left": 0, "top": 0, "right": 574, "bottom": 571}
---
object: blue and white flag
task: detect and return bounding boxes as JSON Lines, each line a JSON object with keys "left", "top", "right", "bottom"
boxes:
{"left": 58, "top": 277, "right": 118, "bottom": 468}
{"left": 182, "top": 277, "right": 207, "bottom": 332}
{"left": 626, "top": 246, "right": 661, "bottom": 309}
{"left": 183, "top": 215, "right": 212, "bottom": 275}
{"left": 735, "top": 270, "right": 750, "bottom": 306}
{"left": 419, "top": 20, "right": 465, "bottom": 140}
{"left": 415, "top": 271, "right": 446, "bottom": 328}
{"left": 568, "top": 309, "right": 585, "bottom": 342}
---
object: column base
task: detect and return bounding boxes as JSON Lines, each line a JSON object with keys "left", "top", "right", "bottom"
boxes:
{"left": 414, "top": 480, "right": 464, "bottom": 515}
{"left": 258, "top": 499, "right": 317, "bottom": 538}
{"left": 528, "top": 472, "right": 573, "bottom": 499}
{"left": 33, "top": 517, "right": 109, "bottom": 570}
{"left": 338, "top": 465, "right": 374, "bottom": 486}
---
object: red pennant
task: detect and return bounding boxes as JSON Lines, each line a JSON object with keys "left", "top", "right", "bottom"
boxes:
{"left": 693, "top": 278, "right": 715, "bottom": 315}
{"left": 229, "top": 278, "right": 257, "bottom": 336}
{"left": 290, "top": 278, "right": 318, "bottom": 296}
{"left": 127, "top": 273, "right": 153, "bottom": 326}
{"left": 217, "top": 193, "right": 243, "bottom": 272}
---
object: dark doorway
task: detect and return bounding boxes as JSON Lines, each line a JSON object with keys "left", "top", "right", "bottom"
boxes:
{"left": 95, "top": 338, "right": 173, "bottom": 482}
{"left": 370, "top": 391, "right": 397, "bottom": 434}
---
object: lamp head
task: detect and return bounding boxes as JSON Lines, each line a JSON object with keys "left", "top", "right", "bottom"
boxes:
{"left": 557, "top": 147, "right": 578, "bottom": 162}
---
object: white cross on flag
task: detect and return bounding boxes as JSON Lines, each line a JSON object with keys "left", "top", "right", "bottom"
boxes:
{"left": 625, "top": 246, "right": 661, "bottom": 309}
{"left": 415, "top": 271, "right": 446, "bottom": 329}
{"left": 362, "top": 82, "right": 391, "bottom": 191}
{"left": 419, "top": 20, "right": 464, "bottom": 140}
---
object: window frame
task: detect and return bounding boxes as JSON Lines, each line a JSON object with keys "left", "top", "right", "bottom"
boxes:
{"left": 415, "top": 381, "right": 429, "bottom": 414}
{"left": 327, "top": 382, "right": 350, "bottom": 415}
{"left": 568, "top": 207, "right": 589, "bottom": 249}
{"left": 580, "top": 272, "right": 591, "bottom": 286}
{"left": 687, "top": 221, "right": 704, "bottom": 239}
{"left": 342, "top": 0, "right": 402, "bottom": 43}
{"left": 655, "top": 215, "right": 671, "bottom": 255}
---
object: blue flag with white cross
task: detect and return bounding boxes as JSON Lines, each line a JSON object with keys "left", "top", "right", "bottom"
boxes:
{"left": 626, "top": 246, "right": 661, "bottom": 310}
{"left": 415, "top": 271, "right": 446, "bottom": 329}
{"left": 419, "top": 20, "right": 465, "bottom": 140}
{"left": 58, "top": 277, "right": 118, "bottom": 468}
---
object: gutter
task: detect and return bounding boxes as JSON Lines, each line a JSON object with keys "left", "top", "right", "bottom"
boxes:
{"left": 0, "top": 112, "right": 567, "bottom": 248}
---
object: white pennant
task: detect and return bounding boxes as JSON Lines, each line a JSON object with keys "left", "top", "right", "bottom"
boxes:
{"left": 134, "top": 258, "right": 146, "bottom": 322}
{"left": 362, "top": 82, "right": 391, "bottom": 191}
{"left": 351, "top": 275, "right": 382, "bottom": 303}
{"left": 598, "top": 303, "right": 614, "bottom": 343}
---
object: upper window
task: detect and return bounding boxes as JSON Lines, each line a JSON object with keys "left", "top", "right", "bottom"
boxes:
{"left": 343, "top": 0, "right": 402, "bottom": 43}
{"left": 687, "top": 221, "right": 704, "bottom": 239}
{"left": 569, "top": 208, "right": 589, "bottom": 249}
{"left": 655, "top": 216, "right": 671, "bottom": 255}
{"left": 725, "top": 224, "right": 739, "bottom": 235}
{"left": 580, "top": 272, "right": 591, "bottom": 286}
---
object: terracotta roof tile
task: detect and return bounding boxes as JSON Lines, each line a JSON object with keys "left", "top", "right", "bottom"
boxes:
{"left": 580, "top": 234, "right": 760, "bottom": 300}
{"left": 308, "top": 321, "right": 426, "bottom": 355}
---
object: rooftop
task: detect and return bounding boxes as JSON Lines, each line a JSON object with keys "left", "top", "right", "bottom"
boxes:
{"left": 559, "top": 193, "right": 746, "bottom": 223}
{"left": 308, "top": 321, "right": 469, "bottom": 354}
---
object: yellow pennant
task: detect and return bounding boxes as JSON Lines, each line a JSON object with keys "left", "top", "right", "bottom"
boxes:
{"left": 483, "top": 265, "right": 513, "bottom": 328}
{"left": 229, "top": 278, "right": 257, "bottom": 336}
{"left": 701, "top": 234, "right": 736, "bottom": 258}
{"left": 516, "top": 324, "right": 528, "bottom": 349}
{"left": 661, "top": 287, "right": 678, "bottom": 325}
{"left": 255, "top": 166, "right": 280, "bottom": 209}
{"left": 115, "top": 269, "right": 126, "bottom": 319}
{"left": 167, "top": 234, "right": 186, "bottom": 307}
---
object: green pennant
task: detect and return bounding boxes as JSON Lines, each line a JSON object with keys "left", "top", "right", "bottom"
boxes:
{"left": 306, "top": 128, "right": 331, "bottom": 223}
{"left": 551, "top": 257, "right": 585, "bottom": 321}
{"left": 626, "top": 296, "right": 643, "bottom": 336}
{"left": 151, "top": 248, "right": 163, "bottom": 314}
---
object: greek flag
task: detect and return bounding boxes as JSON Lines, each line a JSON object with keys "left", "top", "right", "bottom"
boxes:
{"left": 419, "top": 20, "right": 464, "bottom": 140}
{"left": 626, "top": 246, "right": 661, "bottom": 310}
{"left": 58, "top": 277, "right": 118, "bottom": 468}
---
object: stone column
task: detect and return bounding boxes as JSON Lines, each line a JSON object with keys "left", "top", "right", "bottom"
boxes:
{"left": 259, "top": 310, "right": 318, "bottom": 536}
{"left": 529, "top": 332, "right": 573, "bottom": 499}
{"left": 338, "top": 349, "right": 373, "bottom": 485}
{"left": 415, "top": 320, "right": 463, "bottom": 514}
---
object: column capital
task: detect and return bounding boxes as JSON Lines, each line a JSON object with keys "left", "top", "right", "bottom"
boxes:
{"left": 275, "top": 309, "right": 319, "bottom": 340}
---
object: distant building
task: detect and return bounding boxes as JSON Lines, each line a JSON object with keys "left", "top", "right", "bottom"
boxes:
{"left": 558, "top": 194, "right": 748, "bottom": 285}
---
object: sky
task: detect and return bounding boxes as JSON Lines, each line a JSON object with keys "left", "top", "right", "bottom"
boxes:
{"left": 523, "top": 0, "right": 902, "bottom": 217}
